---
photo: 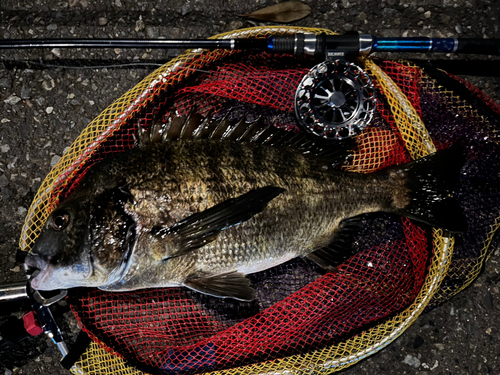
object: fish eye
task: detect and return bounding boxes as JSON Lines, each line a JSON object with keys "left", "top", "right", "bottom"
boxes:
{"left": 50, "top": 212, "right": 70, "bottom": 231}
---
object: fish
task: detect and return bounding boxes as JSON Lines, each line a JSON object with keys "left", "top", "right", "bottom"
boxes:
{"left": 24, "top": 112, "right": 467, "bottom": 301}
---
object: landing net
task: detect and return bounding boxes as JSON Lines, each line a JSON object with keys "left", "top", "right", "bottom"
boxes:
{"left": 19, "top": 26, "right": 500, "bottom": 375}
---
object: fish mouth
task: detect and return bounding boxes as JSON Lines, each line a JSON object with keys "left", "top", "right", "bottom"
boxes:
{"left": 30, "top": 266, "right": 58, "bottom": 290}
{"left": 24, "top": 253, "right": 48, "bottom": 287}
{"left": 24, "top": 252, "right": 93, "bottom": 291}
{"left": 24, "top": 253, "right": 59, "bottom": 290}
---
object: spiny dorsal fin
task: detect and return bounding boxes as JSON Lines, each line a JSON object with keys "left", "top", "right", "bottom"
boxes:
{"left": 224, "top": 115, "right": 252, "bottom": 141}
{"left": 138, "top": 109, "right": 352, "bottom": 166}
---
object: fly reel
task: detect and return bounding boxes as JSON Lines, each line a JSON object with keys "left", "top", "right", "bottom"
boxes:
{"left": 295, "top": 60, "right": 377, "bottom": 140}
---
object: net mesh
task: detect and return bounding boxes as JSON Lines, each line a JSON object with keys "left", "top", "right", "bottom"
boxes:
{"left": 18, "top": 26, "right": 500, "bottom": 374}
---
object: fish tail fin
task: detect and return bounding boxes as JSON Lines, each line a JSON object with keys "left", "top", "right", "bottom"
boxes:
{"left": 393, "top": 145, "right": 467, "bottom": 233}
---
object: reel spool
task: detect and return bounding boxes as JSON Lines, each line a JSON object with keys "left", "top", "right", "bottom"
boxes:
{"left": 295, "top": 60, "right": 377, "bottom": 140}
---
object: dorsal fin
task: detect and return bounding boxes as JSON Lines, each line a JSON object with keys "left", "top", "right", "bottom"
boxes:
{"left": 138, "top": 110, "right": 352, "bottom": 166}
{"left": 209, "top": 113, "right": 232, "bottom": 140}
{"left": 224, "top": 115, "right": 252, "bottom": 141}
{"left": 180, "top": 111, "right": 203, "bottom": 140}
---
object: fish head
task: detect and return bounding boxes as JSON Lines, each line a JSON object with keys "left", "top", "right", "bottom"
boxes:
{"left": 25, "top": 190, "right": 135, "bottom": 291}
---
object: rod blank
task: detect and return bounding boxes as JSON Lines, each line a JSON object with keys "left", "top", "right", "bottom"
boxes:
{"left": 0, "top": 38, "right": 235, "bottom": 49}
{"left": 1, "top": 34, "right": 499, "bottom": 56}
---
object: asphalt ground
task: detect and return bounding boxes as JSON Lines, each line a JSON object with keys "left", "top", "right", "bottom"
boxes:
{"left": 0, "top": 1, "right": 499, "bottom": 374}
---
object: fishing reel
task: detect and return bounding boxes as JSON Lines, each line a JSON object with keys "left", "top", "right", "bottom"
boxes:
{"left": 294, "top": 59, "right": 377, "bottom": 140}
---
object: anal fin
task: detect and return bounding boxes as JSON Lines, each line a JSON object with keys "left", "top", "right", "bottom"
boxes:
{"left": 184, "top": 271, "right": 255, "bottom": 301}
{"left": 306, "top": 215, "right": 367, "bottom": 270}
{"left": 307, "top": 246, "right": 344, "bottom": 271}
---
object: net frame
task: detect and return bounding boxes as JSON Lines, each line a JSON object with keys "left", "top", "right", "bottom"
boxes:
{"left": 18, "top": 26, "right": 499, "bottom": 374}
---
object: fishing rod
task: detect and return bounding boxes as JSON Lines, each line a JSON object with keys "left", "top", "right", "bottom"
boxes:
{"left": 1, "top": 34, "right": 500, "bottom": 56}
{"left": 2, "top": 33, "right": 498, "bottom": 140}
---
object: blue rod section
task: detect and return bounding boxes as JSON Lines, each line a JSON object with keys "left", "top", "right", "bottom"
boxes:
{"left": 374, "top": 37, "right": 458, "bottom": 53}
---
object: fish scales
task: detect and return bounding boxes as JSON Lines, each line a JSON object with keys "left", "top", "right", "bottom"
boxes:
{"left": 83, "top": 141, "right": 399, "bottom": 289}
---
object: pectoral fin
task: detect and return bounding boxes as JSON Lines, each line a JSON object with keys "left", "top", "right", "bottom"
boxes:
{"left": 184, "top": 271, "right": 255, "bottom": 301}
{"left": 153, "top": 186, "right": 285, "bottom": 259}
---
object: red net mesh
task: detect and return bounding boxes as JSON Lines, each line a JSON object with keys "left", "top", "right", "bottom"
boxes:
{"left": 178, "top": 60, "right": 310, "bottom": 113}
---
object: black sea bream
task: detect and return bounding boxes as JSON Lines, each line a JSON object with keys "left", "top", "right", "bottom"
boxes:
{"left": 25, "top": 114, "right": 466, "bottom": 301}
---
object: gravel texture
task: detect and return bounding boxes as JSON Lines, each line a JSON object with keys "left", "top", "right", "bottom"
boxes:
{"left": 1, "top": 0, "right": 499, "bottom": 374}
